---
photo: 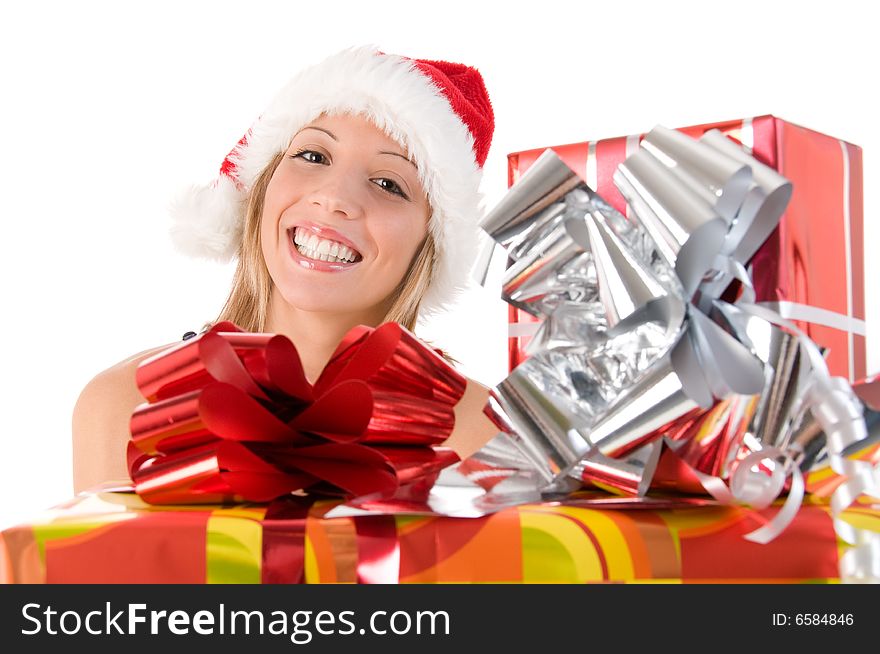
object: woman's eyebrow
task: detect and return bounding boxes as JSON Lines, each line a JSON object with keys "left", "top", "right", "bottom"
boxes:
{"left": 378, "top": 151, "right": 417, "bottom": 169}
{"left": 297, "top": 126, "right": 415, "bottom": 169}
{"left": 297, "top": 126, "right": 337, "bottom": 140}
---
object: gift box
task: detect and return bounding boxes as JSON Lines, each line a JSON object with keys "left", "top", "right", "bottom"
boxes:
{"left": 480, "top": 127, "right": 879, "bottom": 561}
{"left": 3, "top": 486, "right": 878, "bottom": 583}
{"left": 506, "top": 116, "right": 866, "bottom": 382}
{"left": 5, "top": 121, "right": 874, "bottom": 586}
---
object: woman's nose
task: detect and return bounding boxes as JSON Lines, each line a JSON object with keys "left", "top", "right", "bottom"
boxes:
{"left": 307, "top": 171, "right": 364, "bottom": 220}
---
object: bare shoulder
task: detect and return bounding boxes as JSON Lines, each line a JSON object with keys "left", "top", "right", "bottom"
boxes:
{"left": 444, "top": 377, "right": 498, "bottom": 460}
{"left": 71, "top": 343, "right": 174, "bottom": 494}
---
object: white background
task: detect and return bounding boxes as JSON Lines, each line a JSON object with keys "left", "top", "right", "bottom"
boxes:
{"left": 1, "top": 0, "right": 877, "bottom": 530}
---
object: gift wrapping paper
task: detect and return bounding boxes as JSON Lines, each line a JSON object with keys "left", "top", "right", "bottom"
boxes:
{"left": 3, "top": 122, "right": 873, "bottom": 585}
{"left": 3, "top": 487, "right": 878, "bottom": 583}
{"left": 506, "top": 116, "right": 866, "bottom": 382}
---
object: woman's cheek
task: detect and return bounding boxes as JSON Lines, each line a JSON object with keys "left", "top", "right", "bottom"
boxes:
{"left": 258, "top": 218, "right": 274, "bottom": 263}
{"left": 399, "top": 209, "right": 429, "bottom": 250}
{"left": 383, "top": 225, "right": 423, "bottom": 274}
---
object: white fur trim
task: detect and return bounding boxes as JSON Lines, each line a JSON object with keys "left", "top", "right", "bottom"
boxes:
{"left": 170, "top": 174, "right": 245, "bottom": 262}
{"left": 171, "top": 45, "right": 485, "bottom": 316}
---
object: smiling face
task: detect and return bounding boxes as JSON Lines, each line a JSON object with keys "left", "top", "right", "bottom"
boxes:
{"left": 260, "top": 113, "right": 431, "bottom": 325}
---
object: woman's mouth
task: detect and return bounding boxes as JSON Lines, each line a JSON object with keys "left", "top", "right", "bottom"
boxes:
{"left": 288, "top": 227, "right": 363, "bottom": 269}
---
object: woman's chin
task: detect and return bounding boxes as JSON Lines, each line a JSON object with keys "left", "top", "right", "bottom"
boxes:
{"left": 274, "top": 287, "right": 383, "bottom": 321}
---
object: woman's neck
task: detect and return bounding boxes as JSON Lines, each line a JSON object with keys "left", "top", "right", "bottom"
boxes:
{"left": 264, "top": 289, "right": 387, "bottom": 383}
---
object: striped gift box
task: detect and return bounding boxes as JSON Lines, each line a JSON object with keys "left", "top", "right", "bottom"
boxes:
{"left": 3, "top": 487, "right": 877, "bottom": 583}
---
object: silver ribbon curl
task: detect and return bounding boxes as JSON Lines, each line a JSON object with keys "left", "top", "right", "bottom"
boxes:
{"left": 739, "top": 301, "right": 880, "bottom": 580}
{"left": 479, "top": 126, "right": 878, "bottom": 578}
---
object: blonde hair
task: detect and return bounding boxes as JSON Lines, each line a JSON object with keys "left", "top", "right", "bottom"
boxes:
{"left": 213, "top": 151, "right": 436, "bottom": 333}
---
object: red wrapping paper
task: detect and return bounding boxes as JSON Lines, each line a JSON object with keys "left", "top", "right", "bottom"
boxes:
{"left": 5, "top": 487, "right": 873, "bottom": 584}
{"left": 128, "top": 321, "right": 465, "bottom": 505}
{"left": 506, "top": 115, "right": 866, "bottom": 381}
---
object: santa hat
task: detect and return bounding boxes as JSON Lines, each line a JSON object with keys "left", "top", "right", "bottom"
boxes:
{"left": 170, "top": 45, "right": 494, "bottom": 316}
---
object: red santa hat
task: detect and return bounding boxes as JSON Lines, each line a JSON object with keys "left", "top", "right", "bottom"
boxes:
{"left": 170, "top": 45, "right": 494, "bottom": 316}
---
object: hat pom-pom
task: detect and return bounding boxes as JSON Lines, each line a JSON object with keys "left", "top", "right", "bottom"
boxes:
{"left": 169, "top": 174, "right": 246, "bottom": 262}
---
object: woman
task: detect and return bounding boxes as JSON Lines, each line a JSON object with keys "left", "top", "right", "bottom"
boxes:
{"left": 72, "top": 46, "right": 500, "bottom": 493}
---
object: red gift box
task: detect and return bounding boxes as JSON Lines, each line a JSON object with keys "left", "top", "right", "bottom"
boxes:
{"left": 506, "top": 115, "right": 866, "bottom": 381}
{"left": 5, "top": 488, "right": 875, "bottom": 583}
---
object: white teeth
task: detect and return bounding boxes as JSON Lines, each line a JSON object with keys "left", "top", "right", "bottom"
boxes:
{"left": 291, "top": 227, "right": 360, "bottom": 264}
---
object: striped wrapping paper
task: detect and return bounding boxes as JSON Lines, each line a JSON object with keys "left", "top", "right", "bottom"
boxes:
{"left": 2, "top": 487, "right": 878, "bottom": 583}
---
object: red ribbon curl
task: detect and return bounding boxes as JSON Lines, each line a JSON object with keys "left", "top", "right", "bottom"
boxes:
{"left": 128, "top": 321, "right": 464, "bottom": 504}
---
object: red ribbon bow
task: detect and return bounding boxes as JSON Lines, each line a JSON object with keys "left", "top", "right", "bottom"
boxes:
{"left": 127, "top": 321, "right": 465, "bottom": 504}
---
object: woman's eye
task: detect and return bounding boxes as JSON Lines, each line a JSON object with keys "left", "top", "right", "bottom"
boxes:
{"left": 372, "top": 178, "right": 409, "bottom": 199}
{"left": 290, "top": 149, "right": 327, "bottom": 165}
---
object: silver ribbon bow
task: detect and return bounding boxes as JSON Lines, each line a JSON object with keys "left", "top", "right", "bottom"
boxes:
{"left": 478, "top": 126, "right": 879, "bottom": 580}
